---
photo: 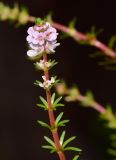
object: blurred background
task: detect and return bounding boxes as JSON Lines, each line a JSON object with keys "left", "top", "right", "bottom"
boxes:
{"left": 0, "top": 0, "right": 116, "bottom": 160}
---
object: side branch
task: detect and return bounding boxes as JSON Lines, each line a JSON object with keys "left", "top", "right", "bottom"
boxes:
{"left": 29, "top": 16, "right": 116, "bottom": 59}
{"left": 56, "top": 83, "right": 116, "bottom": 129}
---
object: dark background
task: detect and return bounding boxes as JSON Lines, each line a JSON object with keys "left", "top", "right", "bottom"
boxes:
{"left": 0, "top": 0, "right": 116, "bottom": 160}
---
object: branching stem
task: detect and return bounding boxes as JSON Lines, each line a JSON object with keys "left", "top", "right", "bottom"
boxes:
{"left": 29, "top": 16, "right": 116, "bottom": 59}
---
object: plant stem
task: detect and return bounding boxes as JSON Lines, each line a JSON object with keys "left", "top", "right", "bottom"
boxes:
{"left": 43, "top": 52, "right": 66, "bottom": 160}
{"left": 51, "top": 22, "right": 116, "bottom": 58}
{"left": 29, "top": 16, "right": 116, "bottom": 59}
{"left": 76, "top": 94, "right": 106, "bottom": 114}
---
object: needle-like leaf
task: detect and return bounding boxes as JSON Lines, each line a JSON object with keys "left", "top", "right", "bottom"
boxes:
{"left": 63, "top": 136, "right": 76, "bottom": 148}
{"left": 44, "top": 136, "right": 56, "bottom": 148}
{"left": 60, "top": 131, "right": 66, "bottom": 145}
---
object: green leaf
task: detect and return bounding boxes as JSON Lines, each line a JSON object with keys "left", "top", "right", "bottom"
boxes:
{"left": 35, "top": 17, "right": 45, "bottom": 25}
{"left": 57, "top": 120, "right": 70, "bottom": 127}
{"left": 81, "top": 90, "right": 94, "bottom": 107}
{"left": 55, "top": 103, "right": 64, "bottom": 108}
{"left": 107, "top": 148, "right": 116, "bottom": 156}
{"left": 34, "top": 80, "right": 41, "bottom": 86}
{"left": 69, "top": 18, "right": 77, "bottom": 29}
{"left": 42, "top": 145, "right": 54, "bottom": 150}
{"left": 53, "top": 96, "right": 63, "bottom": 106}
{"left": 39, "top": 96, "right": 48, "bottom": 108}
{"left": 44, "top": 136, "right": 56, "bottom": 147}
{"left": 110, "top": 134, "right": 116, "bottom": 140}
{"left": 63, "top": 136, "right": 76, "bottom": 148}
{"left": 42, "top": 145, "right": 56, "bottom": 153}
{"left": 37, "top": 120, "right": 51, "bottom": 129}
{"left": 60, "top": 131, "right": 66, "bottom": 145}
{"left": 51, "top": 93, "right": 56, "bottom": 104}
{"left": 111, "top": 141, "right": 116, "bottom": 147}
{"left": 37, "top": 103, "right": 47, "bottom": 110}
{"left": 49, "top": 60, "right": 58, "bottom": 69}
{"left": 55, "top": 112, "right": 64, "bottom": 124}
{"left": 64, "top": 147, "right": 82, "bottom": 152}
{"left": 72, "top": 155, "right": 79, "bottom": 160}
{"left": 108, "top": 35, "right": 116, "bottom": 49}
{"left": 50, "top": 148, "right": 57, "bottom": 153}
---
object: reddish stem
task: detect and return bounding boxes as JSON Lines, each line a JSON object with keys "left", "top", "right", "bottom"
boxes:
{"left": 51, "top": 22, "right": 116, "bottom": 58}
{"left": 76, "top": 94, "right": 106, "bottom": 114}
{"left": 43, "top": 52, "right": 66, "bottom": 160}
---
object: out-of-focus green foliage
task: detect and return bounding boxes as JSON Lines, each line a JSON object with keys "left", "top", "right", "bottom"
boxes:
{"left": 0, "top": 2, "right": 29, "bottom": 25}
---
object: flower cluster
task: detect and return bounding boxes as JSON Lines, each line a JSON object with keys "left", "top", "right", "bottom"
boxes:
{"left": 35, "top": 59, "right": 51, "bottom": 70}
{"left": 26, "top": 22, "right": 60, "bottom": 58}
{"left": 35, "top": 59, "right": 57, "bottom": 71}
{"left": 39, "top": 76, "right": 55, "bottom": 89}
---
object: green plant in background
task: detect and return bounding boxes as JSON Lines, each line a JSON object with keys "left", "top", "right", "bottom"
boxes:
{"left": 0, "top": 1, "right": 116, "bottom": 159}
{"left": 56, "top": 82, "right": 116, "bottom": 158}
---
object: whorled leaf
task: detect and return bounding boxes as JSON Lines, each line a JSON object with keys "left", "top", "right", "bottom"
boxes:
{"left": 37, "top": 120, "right": 51, "bottom": 129}
{"left": 55, "top": 112, "right": 69, "bottom": 127}
{"left": 72, "top": 155, "right": 79, "bottom": 160}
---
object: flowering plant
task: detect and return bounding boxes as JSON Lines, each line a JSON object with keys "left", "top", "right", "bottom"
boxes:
{"left": 26, "top": 20, "right": 81, "bottom": 160}
{"left": 0, "top": 2, "right": 116, "bottom": 160}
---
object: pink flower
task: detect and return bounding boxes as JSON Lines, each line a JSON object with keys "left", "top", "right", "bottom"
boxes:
{"left": 45, "top": 27, "right": 58, "bottom": 42}
{"left": 27, "top": 46, "right": 44, "bottom": 58}
{"left": 26, "top": 22, "right": 60, "bottom": 57}
{"left": 27, "top": 27, "right": 45, "bottom": 45}
{"left": 45, "top": 41, "right": 60, "bottom": 53}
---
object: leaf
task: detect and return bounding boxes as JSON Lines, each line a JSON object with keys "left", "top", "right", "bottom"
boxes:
{"left": 39, "top": 96, "right": 48, "bottom": 108}
{"left": 42, "top": 145, "right": 54, "bottom": 150}
{"left": 53, "top": 96, "right": 63, "bottom": 106}
{"left": 63, "top": 136, "right": 76, "bottom": 148}
{"left": 50, "top": 148, "right": 57, "bottom": 153}
{"left": 37, "top": 120, "right": 51, "bottom": 129}
{"left": 55, "top": 112, "right": 64, "bottom": 124}
{"left": 60, "top": 131, "right": 66, "bottom": 145}
{"left": 34, "top": 80, "right": 41, "bottom": 86}
{"left": 72, "top": 155, "right": 79, "bottom": 160}
{"left": 37, "top": 103, "right": 47, "bottom": 110}
{"left": 44, "top": 136, "right": 56, "bottom": 147}
{"left": 86, "top": 91, "right": 94, "bottom": 101}
{"left": 81, "top": 90, "right": 94, "bottom": 107}
{"left": 55, "top": 103, "right": 64, "bottom": 108}
{"left": 69, "top": 18, "right": 77, "bottom": 29}
{"left": 110, "top": 134, "right": 116, "bottom": 140}
{"left": 51, "top": 93, "right": 56, "bottom": 104}
{"left": 42, "top": 145, "right": 56, "bottom": 153}
{"left": 107, "top": 148, "right": 116, "bottom": 156}
{"left": 35, "top": 17, "right": 45, "bottom": 25}
{"left": 64, "top": 147, "right": 82, "bottom": 152}
{"left": 111, "top": 141, "right": 116, "bottom": 147}
{"left": 57, "top": 120, "right": 70, "bottom": 127}
{"left": 108, "top": 35, "right": 116, "bottom": 49}
{"left": 49, "top": 60, "right": 58, "bottom": 68}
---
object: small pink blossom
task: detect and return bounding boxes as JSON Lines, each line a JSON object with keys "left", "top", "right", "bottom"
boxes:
{"left": 45, "top": 27, "right": 58, "bottom": 41}
{"left": 26, "top": 22, "right": 60, "bottom": 57}
{"left": 27, "top": 46, "right": 44, "bottom": 58}
{"left": 27, "top": 50, "right": 38, "bottom": 57}
{"left": 45, "top": 41, "right": 60, "bottom": 53}
{"left": 39, "top": 76, "right": 55, "bottom": 89}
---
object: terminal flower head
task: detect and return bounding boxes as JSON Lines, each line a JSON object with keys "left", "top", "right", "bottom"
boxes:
{"left": 26, "top": 21, "right": 60, "bottom": 58}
